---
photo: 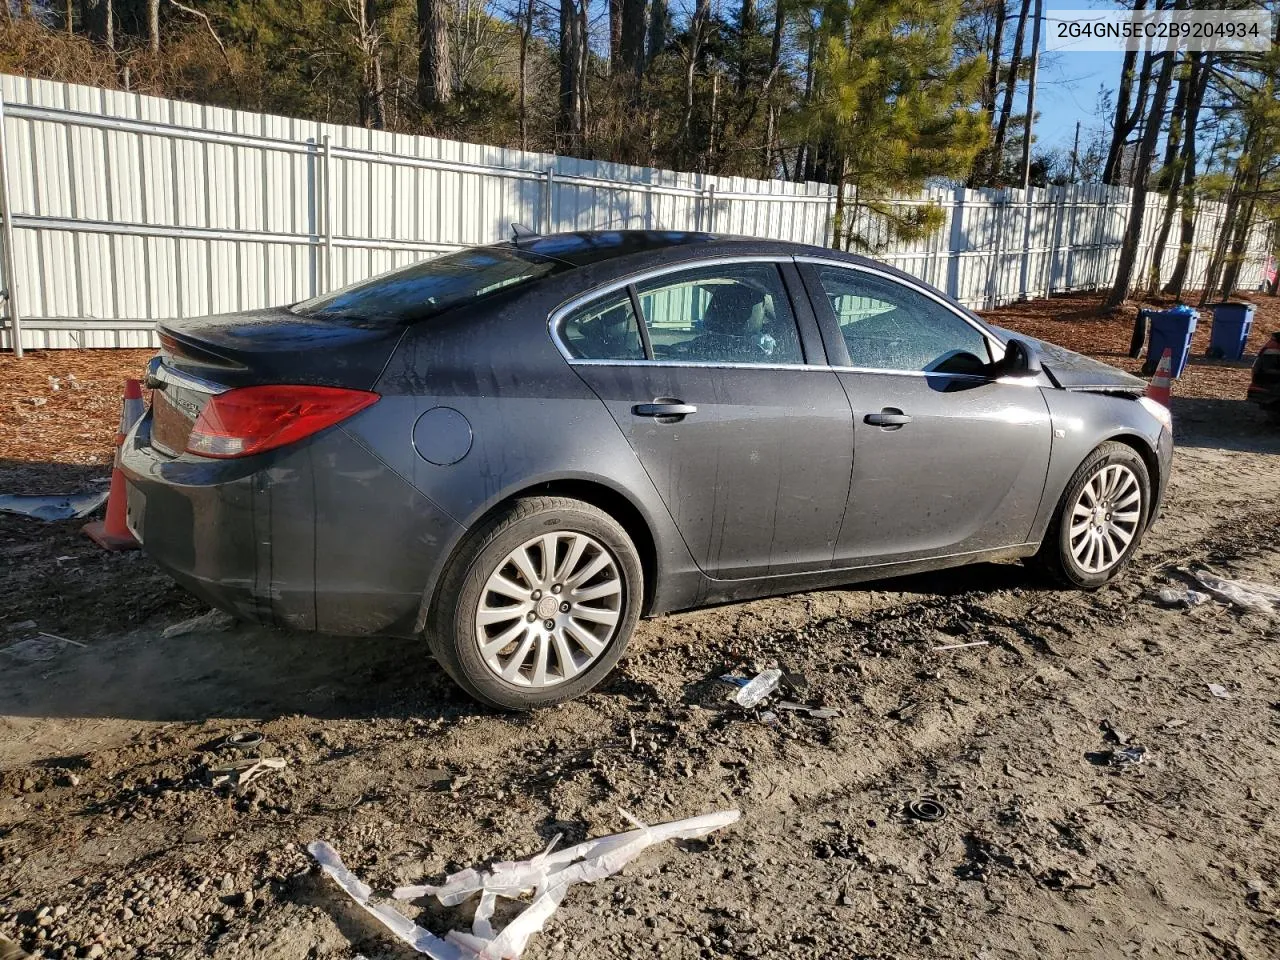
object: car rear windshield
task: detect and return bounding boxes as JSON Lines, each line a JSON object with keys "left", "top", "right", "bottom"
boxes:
{"left": 292, "top": 245, "right": 565, "bottom": 325}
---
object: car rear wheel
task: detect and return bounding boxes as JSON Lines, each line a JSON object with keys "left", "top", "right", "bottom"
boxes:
{"left": 1031, "top": 441, "right": 1151, "bottom": 589}
{"left": 427, "top": 496, "right": 643, "bottom": 710}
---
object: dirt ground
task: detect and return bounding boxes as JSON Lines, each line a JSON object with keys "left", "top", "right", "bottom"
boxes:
{"left": 1, "top": 291, "right": 1279, "bottom": 960}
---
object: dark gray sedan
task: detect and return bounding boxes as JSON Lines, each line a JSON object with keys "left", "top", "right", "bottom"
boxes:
{"left": 121, "top": 231, "right": 1172, "bottom": 709}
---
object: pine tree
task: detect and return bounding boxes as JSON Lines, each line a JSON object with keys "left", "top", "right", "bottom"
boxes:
{"left": 799, "top": 0, "right": 988, "bottom": 250}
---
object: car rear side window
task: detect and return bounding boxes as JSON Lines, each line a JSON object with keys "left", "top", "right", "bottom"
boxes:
{"left": 560, "top": 293, "right": 645, "bottom": 360}
{"left": 634, "top": 263, "right": 803, "bottom": 365}
{"left": 293, "top": 246, "right": 564, "bottom": 325}
{"left": 817, "top": 266, "right": 990, "bottom": 374}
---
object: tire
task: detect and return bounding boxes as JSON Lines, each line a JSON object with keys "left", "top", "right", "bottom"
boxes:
{"left": 427, "top": 496, "right": 643, "bottom": 710}
{"left": 1030, "top": 441, "right": 1152, "bottom": 589}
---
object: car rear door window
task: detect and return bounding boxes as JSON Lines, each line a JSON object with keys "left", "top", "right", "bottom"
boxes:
{"left": 560, "top": 292, "right": 645, "bottom": 360}
{"left": 816, "top": 266, "right": 990, "bottom": 374}
{"left": 634, "top": 263, "right": 803, "bottom": 365}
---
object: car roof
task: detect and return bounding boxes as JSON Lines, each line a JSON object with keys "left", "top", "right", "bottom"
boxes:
{"left": 500, "top": 230, "right": 994, "bottom": 329}
{"left": 515, "top": 231, "right": 723, "bottom": 266}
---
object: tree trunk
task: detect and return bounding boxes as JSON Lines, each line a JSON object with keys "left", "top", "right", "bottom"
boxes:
{"left": 1220, "top": 194, "right": 1257, "bottom": 298}
{"left": 518, "top": 0, "right": 532, "bottom": 148}
{"left": 417, "top": 0, "right": 452, "bottom": 108}
{"left": 988, "top": 0, "right": 1030, "bottom": 184}
{"left": 1165, "top": 54, "right": 1210, "bottom": 297}
{"left": 647, "top": 0, "right": 666, "bottom": 64}
{"left": 681, "top": 0, "right": 710, "bottom": 158}
{"left": 609, "top": 0, "right": 623, "bottom": 64}
{"left": 760, "top": 0, "right": 785, "bottom": 177}
{"left": 1146, "top": 53, "right": 1195, "bottom": 291}
{"left": 147, "top": 0, "right": 159, "bottom": 52}
{"left": 577, "top": 0, "right": 590, "bottom": 142}
{"left": 559, "top": 0, "right": 579, "bottom": 143}
{"left": 983, "top": 0, "right": 1006, "bottom": 115}
{"left": 366, "top": 0, "right": 386, "bottom": 129}
{"left": 1104, "top": 46, "right": 1177, "bottom": 309}
{"left": 619, "top": 0, "right": 647, "bottom": 80}
{"left": 969, "top": 0, "right": 1006, "bottom": 186}
{"left": 82, "top": 0, "right": 113, "bottom": 48}
{"left": 1103, "top": 0, "right": 1161, "bottom": 185}
{"left": 736, "top": 0, "right": 757, "bottom": 96}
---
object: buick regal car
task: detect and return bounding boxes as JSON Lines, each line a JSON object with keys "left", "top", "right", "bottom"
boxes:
{"left": 121, "top": 231, "right": 1172, "bottom": 709}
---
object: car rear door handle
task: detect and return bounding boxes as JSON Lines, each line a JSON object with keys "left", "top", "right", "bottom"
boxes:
{"left": 633, "top": 401, "right": 697, "bottom": 420}
{"left": 864, "top": 409, "right": 912, "bottom": 429}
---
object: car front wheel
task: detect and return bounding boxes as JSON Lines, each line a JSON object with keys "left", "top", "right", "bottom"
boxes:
{"left": 428, "top": 496, "right": 643, "bottom": 709}
{"left": 1032, "top": 441, "right": 1152, "bottom": 589}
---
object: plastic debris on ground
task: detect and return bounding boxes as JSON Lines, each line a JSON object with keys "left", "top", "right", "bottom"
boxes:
{"left": 733, "top": 669, "right": 782, "bottom": 708}
{"left": 1186, "top": 568, "right": 1280, "bottom": 615}
{"left": 1156, "top": 586, "right": 1211, "bottom": 608}
{"left": 932, "top": 640, "right": 990, "bottom": 652}
{"left": 1207, "top": 683, "right": 1232, "bottom": 700}
{"left": 208, "top": 757, "right": 286, "bottom": 794}
{"left": 161, "top": 609, "right": 237, "bottom": 639}
{"left": 1112, "top": 746, "right": 1147, "bottom": 767}
{"left": 309, "top": 808, "right": 740, "bottom": 960}
{"left": 0, "top": 489, "right": 109, "bottom": 522}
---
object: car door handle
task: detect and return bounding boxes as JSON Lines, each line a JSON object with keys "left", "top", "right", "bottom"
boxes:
{"left": 633, "top": 401, "right": 697, "bottom": 419}
{"left": 864, "top": 409, "right": 913, "bottom": 428}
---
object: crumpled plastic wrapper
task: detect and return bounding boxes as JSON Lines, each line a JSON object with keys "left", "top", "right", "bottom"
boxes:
{"left": 309, "top": 808, "right": 740, "bottom": 960}
{"left": 0, "top": 489, "right": 108, "bottom": 522}
{"left": 1189, "top": 568, "right": 1280, "bottom": 615}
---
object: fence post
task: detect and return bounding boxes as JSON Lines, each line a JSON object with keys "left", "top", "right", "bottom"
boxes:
{"left": 0, "top": 91, "right": 23, "bottom": 359}
{"left": 321, "top": 133, "right": 334, "bottom": 291}
{"left": 543, "top": 167, "right": 555, "bottom": 234}
{"left": 986, "top": 190, "right": 1008, "bottom": 309}
{"left": 705, "top": 183, "right": 716, "bottom": 232}
{"left": 947, "top": 186, "right": 965, "bottom": 301}
{"left": 1018, "top": 186, "right": 1033, "bottom": 301}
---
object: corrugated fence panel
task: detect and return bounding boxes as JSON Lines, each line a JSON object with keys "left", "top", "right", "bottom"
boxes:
{"left": 0, "top": 72, "right": 1273, "bottom": 350}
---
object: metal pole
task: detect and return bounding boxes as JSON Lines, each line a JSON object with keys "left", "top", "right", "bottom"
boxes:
{"left": 1020, "top": 0, "right": 1044, "bottom": 192}
{"left": 1017, "top": 0, "right": 1044, "bottom": 301}
{"left": 1070, "top": 120, "right": 1081, "bottom": 181}
{"left": 544, "top": 167, "right": 555, "bottom": 234}
{"left": 0, "top": 92, "right": 23, "bottom": 358}
{"left": 321, "top": 134, "right": 334, "bottom": 291}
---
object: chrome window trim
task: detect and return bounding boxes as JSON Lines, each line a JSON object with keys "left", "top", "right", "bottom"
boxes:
{"left": 794, "top": 256, "right": 1007, "bottom": 366}
{"left": 548, "top": 255, "right": 802, "bottom": 366}
{"left": 147, "top": 355, "right": 230, "bottom": 395}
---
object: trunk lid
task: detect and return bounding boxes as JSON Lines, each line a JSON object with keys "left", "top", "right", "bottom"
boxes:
{"left": 990, "top": 326, "right": 1147, "bottom": 394}
{"left": 149, "top": 307, "right": 403, "bottom": 456}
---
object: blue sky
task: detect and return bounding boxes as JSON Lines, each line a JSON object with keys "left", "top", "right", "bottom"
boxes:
{"left": 1036, "top": 47, "right": 1126, "bottom": 150}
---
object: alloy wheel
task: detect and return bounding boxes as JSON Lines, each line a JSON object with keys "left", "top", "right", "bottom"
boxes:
{"left": 1069, "top": 463, "right": 1143, "bottom": 575}
{"left": 473, "top": 531, "right": 624, "bottom": 688}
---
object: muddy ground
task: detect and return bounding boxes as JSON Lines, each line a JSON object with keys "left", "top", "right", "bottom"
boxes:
{"left": 1, "top": 293, "right": 1279, "bottom": 960}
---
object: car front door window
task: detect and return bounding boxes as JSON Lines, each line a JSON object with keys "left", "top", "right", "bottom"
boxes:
{"left": 817, "top": 266, "right": 990, "bottom": 375}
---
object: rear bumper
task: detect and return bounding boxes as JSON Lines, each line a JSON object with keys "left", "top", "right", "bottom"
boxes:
{"left": 120, "top": 414, "right": 464, "bottom": 636}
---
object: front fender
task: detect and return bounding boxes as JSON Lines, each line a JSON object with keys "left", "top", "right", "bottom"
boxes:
{"left": 1030, "top": 389, "right": 1168, "bottom": 545}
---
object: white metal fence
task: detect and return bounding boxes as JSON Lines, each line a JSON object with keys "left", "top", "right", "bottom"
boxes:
{"left": 0, "top": 73, "right": 1271, "bottom": 351}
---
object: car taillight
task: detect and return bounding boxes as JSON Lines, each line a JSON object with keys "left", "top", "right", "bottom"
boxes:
{"left": 186, "top": 385, "right": 379, "bottom": 458}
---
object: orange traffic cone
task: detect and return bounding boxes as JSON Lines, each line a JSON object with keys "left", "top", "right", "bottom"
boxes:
{"left": 83, "top": 379, "right": 145, "bottom": 551}
{"left": 1145, "top": 347, "right": 1173, "bottom": 408}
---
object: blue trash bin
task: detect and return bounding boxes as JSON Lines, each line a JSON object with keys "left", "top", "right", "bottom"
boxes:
{"left": 1145, "top": 305, "right": 1198, "bottom": 378}
{"left": 1206, "top": 302, "right": 1255, "bottom": 361}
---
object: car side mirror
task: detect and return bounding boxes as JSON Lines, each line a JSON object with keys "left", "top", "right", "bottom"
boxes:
{"left": 996, "top": 338, "right": 1043, "bottom": 378}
